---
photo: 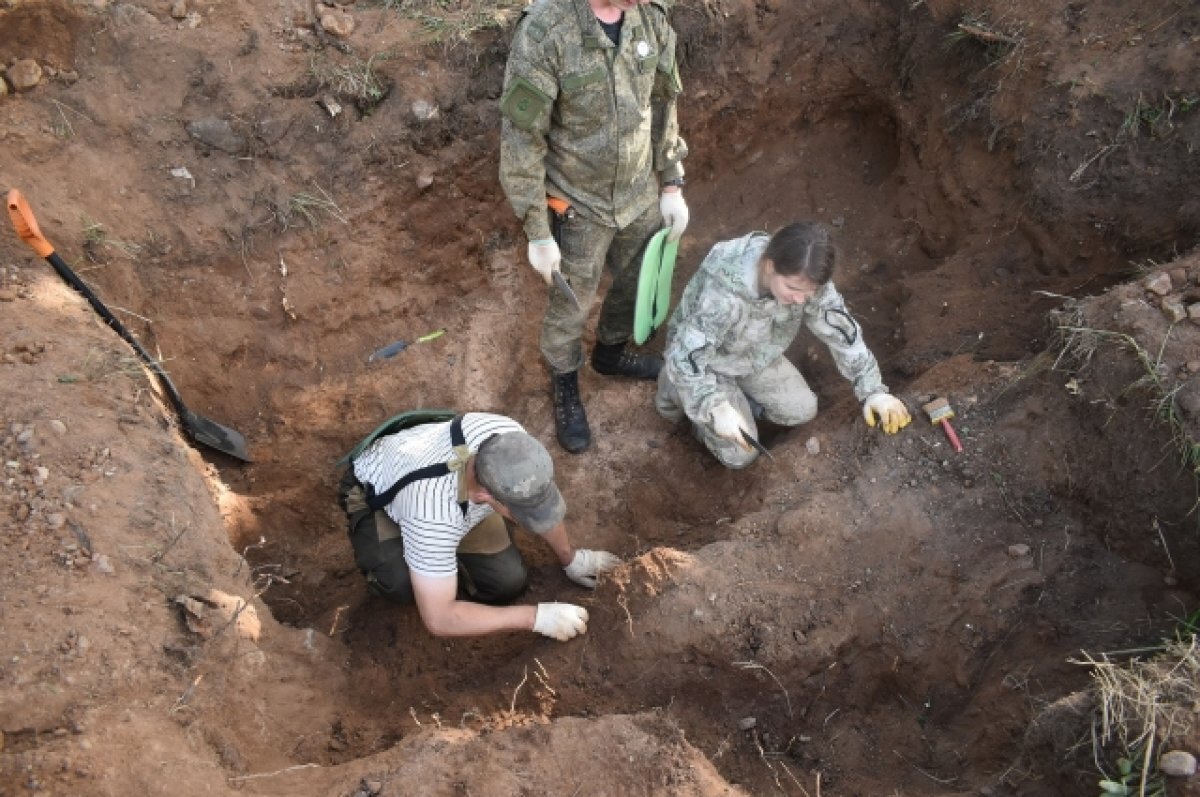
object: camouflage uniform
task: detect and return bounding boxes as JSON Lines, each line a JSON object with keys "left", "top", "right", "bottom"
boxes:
{"left": 499, "top": 0, "right": 687, "bottom": 373}
{"left": 656, "top": 232, "right": 889, "bottom": 468}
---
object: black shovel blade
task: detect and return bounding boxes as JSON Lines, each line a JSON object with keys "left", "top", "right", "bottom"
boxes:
{"left": 183, "top": 409, "right": 252, "bottom": 462}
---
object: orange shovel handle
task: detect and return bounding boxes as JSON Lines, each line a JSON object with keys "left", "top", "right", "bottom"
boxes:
{"left": 6, "top": 189, "right": 56, "bottom": 259}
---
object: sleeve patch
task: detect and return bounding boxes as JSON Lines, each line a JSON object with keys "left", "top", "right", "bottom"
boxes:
{"left": 562, "top": 67, "right": 607, "bottom": 91}
{"left": 501, "top": 77, "right": 552, "bottom": 131}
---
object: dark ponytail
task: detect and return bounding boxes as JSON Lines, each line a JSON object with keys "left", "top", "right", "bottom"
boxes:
{"left": 764, "top": 222, "right": 836, "bottom": 284}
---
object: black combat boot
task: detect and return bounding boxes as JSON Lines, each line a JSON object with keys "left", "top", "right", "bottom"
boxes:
{"left": 552, "top": 370, "right": 591, "bottom": 453}
{"left": 591, "top": 341, "right": 662, "bottom": 380}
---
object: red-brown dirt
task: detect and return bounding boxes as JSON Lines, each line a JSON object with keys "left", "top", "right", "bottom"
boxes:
{"left": 2, "top": 0, "right": 1200, "bottom": 794}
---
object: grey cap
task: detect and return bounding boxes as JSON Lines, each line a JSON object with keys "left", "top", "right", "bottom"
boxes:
{"left": 475, "top": 431, "right": 566, "bottom": 534}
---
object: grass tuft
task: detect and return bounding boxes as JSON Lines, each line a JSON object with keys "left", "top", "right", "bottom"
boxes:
{"left": 379, "top": 0, "right": 525, "bottom": 45}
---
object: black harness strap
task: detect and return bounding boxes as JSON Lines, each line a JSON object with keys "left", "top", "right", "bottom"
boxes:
{"left": 365, "top": 414, "right": 468, "bottom": 514}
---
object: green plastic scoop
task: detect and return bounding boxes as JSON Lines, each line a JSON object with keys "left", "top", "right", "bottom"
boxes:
{"left": 633, "top": 228, "right": 679, "bottom": 345}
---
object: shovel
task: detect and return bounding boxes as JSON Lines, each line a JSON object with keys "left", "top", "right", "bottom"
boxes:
{"left": 6, "top": 189, "right": 252, "bottom": 462}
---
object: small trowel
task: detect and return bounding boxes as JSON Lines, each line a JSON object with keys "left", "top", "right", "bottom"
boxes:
{"left": 922, "top": 397, "right": 964, "bottom": 453}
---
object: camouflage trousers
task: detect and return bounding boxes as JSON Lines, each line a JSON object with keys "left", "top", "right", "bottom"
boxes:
{"left": 541, "top": 200, "right": 663, "bottom": 374}
{"left": 655, "top": 356, "right": 818, "bottom": 469}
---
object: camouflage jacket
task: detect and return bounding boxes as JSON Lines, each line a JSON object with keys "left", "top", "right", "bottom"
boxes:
{"left": 664, "top": 232, "right": 889, "bottom": 421}
{"left": 499, "top": 0, "right": 687, "bottom": 241}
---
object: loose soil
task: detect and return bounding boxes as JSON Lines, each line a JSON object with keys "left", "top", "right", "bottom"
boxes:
{"left": 2, "top": 0, "right": 1200, "bottom": 795}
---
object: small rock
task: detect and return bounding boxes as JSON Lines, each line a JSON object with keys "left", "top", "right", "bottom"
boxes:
{"left": 46, "top": 513, "right": 66, "bottom": 529}
{"left": 185, "top": 117, "right": 246, "bottom": 155}
{"left": 1162, "top": 298, "right": 1187, "bottom": 323}
{"left": 320, "top": 11, "right": 355, "bottom": 37}
{"left": 416, "top": 172, "right": 435, "bottom": 190}
{"left": 365, "top": 781, "right": 383, "bottom": 795}
{"left": 170, "top": 0, "right": 187, "bottom": 19}
{"left": 91, "top": 554, "right": 114, "bottom": 575}
{"left": 8, "top": 59, "right": 43, "bottom": 92}
{"left": 0, "top": 288, "right": 18, "bottom": 301}
{"left": 738, "top": 717, "right": 757, "bottom": 731}
{"left": 318, "top": 95, "right": 342, "bottom": 118}
{"left": 1144, "top": 272, "right": 1173, "bottom": 297}
{"left": 805, "top": 436, "right": 821, "bottom": 455}
{"left": 0, "top": 77, "right": 8, "bottom": 98}
{"left": 1188, "top": 304, "right": 1200, "bottom": 323}
{"left": 411, "top": 99, "right": 439, "bottom": 121}
{"left": 1170, "top": 268, "right": 1189, "bottom": 288}
{"left": 33, "top": 466, "right": 49, "bottom": 486}
{"left": 1159, "top": 750, "right": 1197, "bottom": 777}
{"left": 328, "top": 737, "right": 347, "bottom": 752}
{"left": 1007, "top": 543, "right": 1031, "bottom": 558}
{"left": 48, "top": 420, "right": 67, "bottom": 435}
{"left": 1188, "top": 361, "right": 1200, "bottom": 373}
{"left": 57, "top": 70, "right": 79, "bottom": 85}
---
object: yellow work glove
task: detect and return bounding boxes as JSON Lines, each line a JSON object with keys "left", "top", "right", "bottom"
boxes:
{"left": 863, "top": 393, "right": 911, "bottom": 435}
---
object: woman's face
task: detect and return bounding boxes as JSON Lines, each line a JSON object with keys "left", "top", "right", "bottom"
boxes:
{"left": 760, "top": 259, "right": 819, "bottom": 306}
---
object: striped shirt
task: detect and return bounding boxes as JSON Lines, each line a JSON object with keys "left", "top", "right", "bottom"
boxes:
{"left": 352, "top": 412, "right": 524, "bottom": 578}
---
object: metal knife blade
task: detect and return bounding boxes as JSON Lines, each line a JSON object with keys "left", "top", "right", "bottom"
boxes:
{"left": 740, "top": 429, "right": 775, "bottom": 461}
{"left": 552, "top": 270, "right": 581, "bottom": 310}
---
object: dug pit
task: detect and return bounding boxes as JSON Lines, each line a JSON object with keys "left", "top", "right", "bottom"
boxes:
{"left": 2, "top": 0, "right": 1199, "bottom": 794}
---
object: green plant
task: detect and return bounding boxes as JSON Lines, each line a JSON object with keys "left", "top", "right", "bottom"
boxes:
{"left": 1118, "top": 92, "right": 1200, "bottom": 142}
{"left": 285, "top": 182, "right": 348, "bottom": 230}
{"left": 1098, "top": 756, "right": 1164, "bottom": 796}
{"left": 1080, "top": 635, "right": 1199, "bottom": 797}
{"left": 309, "top": 51, "right": 394, "bottom": 113}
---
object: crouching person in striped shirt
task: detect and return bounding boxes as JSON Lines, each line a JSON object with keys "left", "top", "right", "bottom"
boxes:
{"left": 338, "top": 412, "right": 619, "bottom": 641}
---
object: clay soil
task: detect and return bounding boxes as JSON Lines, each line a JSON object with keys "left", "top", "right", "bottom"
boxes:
{"left": 2, "top": 0, "right": 1200, "bottom": 794}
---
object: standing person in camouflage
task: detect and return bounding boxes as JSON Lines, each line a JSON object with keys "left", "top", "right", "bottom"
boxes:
{"left": 499, "top": 0, "right": 689, "bottom": 454}
{"left": 656, "top": 222, "right": 912, "bottom": 468}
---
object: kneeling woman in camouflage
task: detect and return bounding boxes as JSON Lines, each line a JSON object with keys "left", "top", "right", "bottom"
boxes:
{"left": 656, "top": 222, "right": 911, "bottom": 468}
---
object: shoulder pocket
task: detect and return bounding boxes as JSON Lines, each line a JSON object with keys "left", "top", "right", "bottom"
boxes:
{"left": 561, "top": 67, "right": 607, "bottom": 91}
{"left": 501, "top": 77, "right": 552, "bottom": 131}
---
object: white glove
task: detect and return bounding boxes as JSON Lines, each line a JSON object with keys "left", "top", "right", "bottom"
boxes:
{"left": 533, "top": 602, "right": 589, "bottom": 641}
{"left": 564, "top": 549, "right": 621, "bottom": 588}
{"left": 710, "top": 400, "right": 753, "bottom": 451}
{"left": 863, "top": 393, "right": 912, "bottom": 435}
{"left": 659, "top": 189, "right": 689, "bottom": 243}
{"left": 527, "top": 238, "right": 561, "bottom": 286}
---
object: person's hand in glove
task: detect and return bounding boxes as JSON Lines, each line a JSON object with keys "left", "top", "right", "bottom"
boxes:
{"left": 533, "top": 602, "right": 589, "bottom": 641}
{"left": 659, "top": 188, "right": 689, "bottom": 243}
{"left": 527, "top": 238, "right": 561, "bottom": 285}
{"left": 710, "top": 400, "right": 753, "bottom": 451}
{"left": 863, "top": 393, "right": 912, "bottom": 435}
{"left": 564, "top": 549, "right": 621, "bottom": 588}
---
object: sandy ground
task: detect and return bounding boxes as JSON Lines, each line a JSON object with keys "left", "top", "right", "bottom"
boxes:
{"left": 2, "top": 0, "right": 1200, "bottom": 794}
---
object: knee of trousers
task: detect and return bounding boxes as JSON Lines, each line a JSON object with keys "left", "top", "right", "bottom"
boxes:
{"left": 771, "top": 394, "right": 819, "bottom": 427}
{"left": 711, "top": 442, "right": 759, "bottom": 470}
{"left": 366, "top": 560, "right": 415, "bottom": 605}
{"left": 471, "top": 556, "right": 529, "bottom": 605}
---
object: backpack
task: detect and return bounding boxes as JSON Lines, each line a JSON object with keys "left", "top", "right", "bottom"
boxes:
{"left": 335, "top": 409, "right": 456, "bottom": 469}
